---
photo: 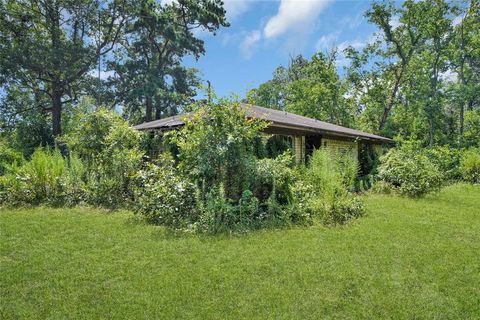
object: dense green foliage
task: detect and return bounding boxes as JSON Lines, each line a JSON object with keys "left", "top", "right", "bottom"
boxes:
{"left": 0, "top": 109, "right": 143, "bottom": 208}
{"left": 134, "top": 155, "right": 196, "bottom": 227}
{"left": 64, "top": 109, "right": 143, "bottom": 207}
{"left": 0, "top": 148, "right": 86, "bottom": 206}
{"left": 248, "top": 53, "right": 356, "bottom": 127}
{"left": 2, "top": 184, "right": 479, "bottom": 319}
{"left": 460, "top": 148, "right": 480, "bottom": 184}
{"left": 425, "top": 146, "right": 462, "bottom": 181}
{"left": 131, "top": 101, "right": 364, "bottom": 232}
{"left": 378, "top": 145, "right": 444, "bottom": 197}
{"left": 0, "top": 140, "right": 24, "bottom": 175}
{"left": 169, "top": 101, "right": 267, "bottom": 202}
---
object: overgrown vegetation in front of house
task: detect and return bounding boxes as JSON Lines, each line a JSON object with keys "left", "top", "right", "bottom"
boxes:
{"left": 134, "top": 100, "right": 365, "bottom": 232}
{"left": 0, "top": 101, "right": 479, "bottom": 233}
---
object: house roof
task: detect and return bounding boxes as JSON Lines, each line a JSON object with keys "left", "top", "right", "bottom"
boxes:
{"left": 133, "top": 104, "right": 393, "bottom": 143}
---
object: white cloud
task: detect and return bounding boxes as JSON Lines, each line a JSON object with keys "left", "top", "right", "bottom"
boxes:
{"left": 224, "top": 0, "right": 255, "bottom": 20}
{"left": 240, "top": 29, "right": 262, "bottom": 59}
{"left": 315, "top": 32, "right": 339, "bottom": 51}
{"left": 263, "top": 0, "right": 333, "bottom": 39}
{"left": 338, "top": 12, "right": 364, "bottom": 30}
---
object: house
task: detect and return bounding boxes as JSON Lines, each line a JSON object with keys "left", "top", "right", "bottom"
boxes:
{"left": 133, "top": 104, "right": 392, "bottom": 163}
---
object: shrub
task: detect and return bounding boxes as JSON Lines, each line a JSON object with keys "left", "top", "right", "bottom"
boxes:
{"left": 253, "top": 151, "right": 295, "bottom": 206}
{"left": 309, "top": 193, "right": 365, "bottom": 226}
{"left": 426, "top": 146, "right": 461, "bottom": 181}
{"left": 288, "top": 179, "right": 315, "bottom": 224}
{"left": 356, "top": 143, "right": 380, "bottom": 191}
{"left": 460, "top": 149, "right": 480, "bottom": 184}
{"left": 196, "top": 184, "right": 238, "bottom": 233}
{"left": 64, "top": 108, "right": 124, "bottom": 163}
{"left": 464, "top": 110, "right": 480, "bottom": 148}
{"left": 65, "top": 109, "right": 143, "bottom": 207}
{"left": 134, "top": 155, "right": 197, "bottom": 228}
{"left": 168, "top": 100, "right": 267, "bottom": 202}
{"left": 0, "top": 141, "right": 24, "bottom": 175}
{"left": 378, "top": 147, "right": 443, "bottom": 197}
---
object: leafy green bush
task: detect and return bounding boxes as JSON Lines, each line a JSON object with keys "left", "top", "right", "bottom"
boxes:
{"left": 168, "top": 100, "right": 267, "bottom": 202}
{"left": 65, "top": 109, "right": 143, "bottom": 207}
{"left": 308, "top": 193, "right": 365, "bottom": 225}
{"left": 0, "top": 141, "right": 24, "bottom": 175}
{"left": 134, "top": 155, "right": 197, "bottom": 228}
{"left": 356, "top": 143, "right": 380, "bottom": 191}
{"left": 460, "top": 149, "right": 480, "bottom": 184}
{"left": 196, "top": 184, "right": 238, "bottom": 233}
{"left": 378, "top": 147, "right": 443, "bottom": 197}
{"left": 253, "top": 151, "right": 295, "bottom": 207}
{"left": 426, "top": 146, "right": 461, "bottom": 181}
{"left": 464, "top": 110, "right": 480, "bottom": 148}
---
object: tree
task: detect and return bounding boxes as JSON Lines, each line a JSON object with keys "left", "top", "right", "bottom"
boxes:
{"left": 108, "top": 0, "right": 228, "bottom": 123}
{"left": 247, "top": 55, "right": 308, "bottom": 110}
{"left": 404, "top": 0, "right": 453, "bottom": 145}
{"left": 347, "top": 0, "right": 479, "bottom": 145}
{"left": 365, "top": 0, "right": 428, "bottom": 131}
{"left": 250, "top": 52, "right": 355, "bottom": 126}
{"left": 286, "top": 51, "right": 356, "bottom": 126}
{"left": 450, "top": 0, "right": 480, "bottom": 140}
{"left": 0, "top": 0, "right": 130, "bottom": 136}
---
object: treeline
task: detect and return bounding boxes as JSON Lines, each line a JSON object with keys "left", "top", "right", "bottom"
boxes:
{"left": 248, "top": 0, "right": 479, "bottom": 148}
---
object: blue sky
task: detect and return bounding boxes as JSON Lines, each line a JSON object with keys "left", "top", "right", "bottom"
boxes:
{"left": 184, "top": 0, "right": 381, "bottom": 98}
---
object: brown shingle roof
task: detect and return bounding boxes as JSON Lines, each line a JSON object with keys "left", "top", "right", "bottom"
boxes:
{"left": 133, "top": 104, "right": 392, "bottom": 143}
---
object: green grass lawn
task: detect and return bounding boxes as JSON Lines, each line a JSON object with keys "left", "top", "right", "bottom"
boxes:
{"left": 1, "top": 184, "right": 479, "bottom": 319}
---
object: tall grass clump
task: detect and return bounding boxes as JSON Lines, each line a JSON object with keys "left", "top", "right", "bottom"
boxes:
{"left": 296, "top": 149, "right": 364, "bottom": 225}
{"left": 0, "top": 148, "right": 86, "bottom": 206}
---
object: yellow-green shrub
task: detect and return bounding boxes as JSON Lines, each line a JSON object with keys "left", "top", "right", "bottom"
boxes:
{"left": 460, "top": 149, "right": 480, "bottom": 184}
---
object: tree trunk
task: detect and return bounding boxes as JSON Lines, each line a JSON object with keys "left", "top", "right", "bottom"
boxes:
{"left": 52, "top": 88, "right": 62, "bottom": 137}
{"left": 379, "top": 65, "right": 404, "bottom": 130}
{"left": 460, "top": 102, "right": 465, "bottom": 137}
{"left": 428, "top": 117, "right": 434, "bottom": 146}
{"left": 49, "top": 1, "right": 62, "bottom": 137}
{"left": 145, "top": 96, "right": 153, "bottom": 122}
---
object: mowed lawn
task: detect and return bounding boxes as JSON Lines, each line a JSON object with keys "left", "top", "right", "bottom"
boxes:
{"left": 1, "top": 184, "right": 479, "bottom": 319}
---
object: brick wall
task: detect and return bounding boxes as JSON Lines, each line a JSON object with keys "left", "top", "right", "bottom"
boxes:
{"left": 292, "top": 135, "right": 305, "bottom": 164}
{"left": 322, "top": 137, "right": 358, "bottom": 163}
